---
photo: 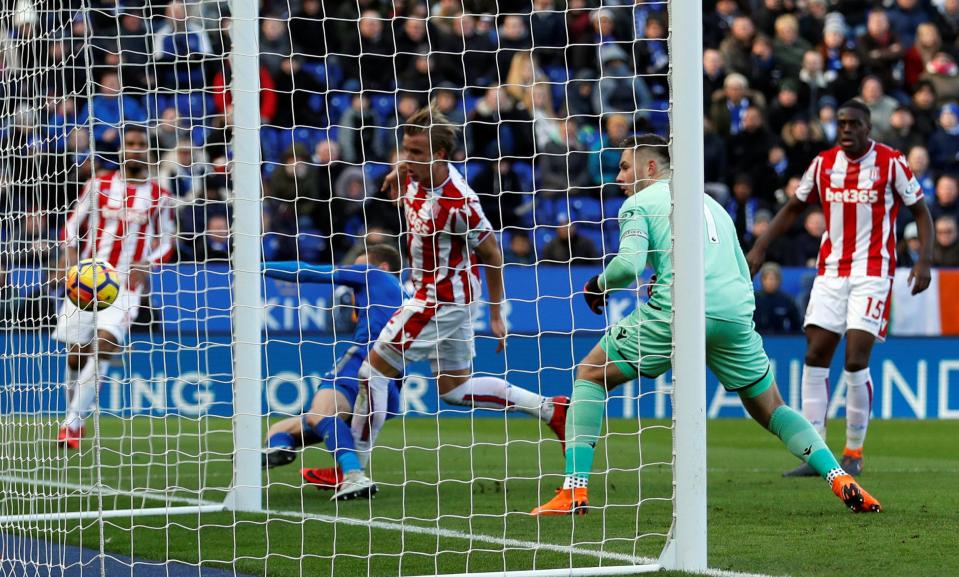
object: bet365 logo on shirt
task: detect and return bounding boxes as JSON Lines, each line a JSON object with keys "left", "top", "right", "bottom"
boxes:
{"left": 823, "top": 188, "right": 880, "bottom": 204}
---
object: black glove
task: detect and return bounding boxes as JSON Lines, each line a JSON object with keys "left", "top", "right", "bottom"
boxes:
{"left": 583, "top": 275, "right": 607, "bottom": 315}
{"left": 646, "top": 274, "right": 657, "bottom": 300}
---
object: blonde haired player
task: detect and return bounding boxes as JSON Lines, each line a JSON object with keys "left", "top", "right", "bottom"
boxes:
{"left": 56, "top": 126, "right": 175, "bottom": 449}
{"left": 338, "top": 107, "right": 568, "bottom": 500}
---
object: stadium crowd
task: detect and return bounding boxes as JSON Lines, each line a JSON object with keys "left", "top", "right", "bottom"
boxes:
{"left": 1, "top": 0, "right": 959, "bottom": 331}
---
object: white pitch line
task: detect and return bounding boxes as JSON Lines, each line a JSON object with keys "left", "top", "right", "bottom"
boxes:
{"left": 0, "top": 473, "right": 218, "bottom": 508}
{"left": 261, "top": 505, "right": 658, "bottom": 566}
{"left": 0, "top": 474, "right": 789, "bottom": 577}
{"left": 702, "top": 569, "right": 789, "bottom": 577}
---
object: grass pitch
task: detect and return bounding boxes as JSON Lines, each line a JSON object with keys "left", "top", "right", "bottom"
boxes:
{"left": 3, "top": 416, "right": 956, "bottom": 577}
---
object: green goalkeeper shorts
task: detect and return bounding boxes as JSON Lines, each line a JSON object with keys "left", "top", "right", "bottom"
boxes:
{"left": 599, "top": 305, "right": 774, "bottom": 398}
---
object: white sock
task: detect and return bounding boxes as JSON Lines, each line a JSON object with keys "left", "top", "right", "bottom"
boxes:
{"left": 63, "top": 362, "right": 77, "bottom": 407}
{"left": 844, "top": 368, "right": 872, "bottom": 451}
{"left": 801, "top": 365, "right": 829, "bottom": 440}
{"left": 63, "top": 358, "right": 110, "bottom": 430}
{"left": 440, "top": 376, "right": 554, "bottom": 421}
{"left": 563, "top": 475, "right": 589, "bottom": 489}
{"left": 350, "top": 362, "right": 392, "bottom": 469}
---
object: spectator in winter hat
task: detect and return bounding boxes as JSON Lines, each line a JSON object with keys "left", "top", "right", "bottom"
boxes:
{"left": 819, "top": 12, "right": 850, "bottom": 75}
{"left": 896, "top": 221, "right": 922, "bottom": 268}
{"left": 920, "top": 52, "right": 959, "bottom": 105}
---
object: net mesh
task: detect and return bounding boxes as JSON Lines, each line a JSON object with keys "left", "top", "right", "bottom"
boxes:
{"left": 0, "top": 1, "right": 679, "bottom": 575}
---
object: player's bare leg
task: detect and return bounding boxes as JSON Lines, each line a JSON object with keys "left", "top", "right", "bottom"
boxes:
{"left": 59, "top": 330, "right": 120, "bottom": 450}
{"left": 532, "top": 343, "right": 629, "bottom": 515}
{"left": 742, "top": 385, "right": 881, "bottom": 512}
{"left": 435, "top": 368, "right": 569, "bottom": 450}
{"left": 784, "top": 325, "right": 841, "bottom": 477}
{"left": 840, "top": 329, "right": 877, "bottom": 477}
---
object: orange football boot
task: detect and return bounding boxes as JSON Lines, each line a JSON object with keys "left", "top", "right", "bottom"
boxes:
{"left": 531, "top": 488, "right": 589, "bottom": 516}
{"left": 831, "top": 473, "right": 881, "bottom": 512}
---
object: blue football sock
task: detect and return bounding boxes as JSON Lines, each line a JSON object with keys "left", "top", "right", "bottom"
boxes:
{"left": 314, "top": 417, "right": 362, "bottom": 473}
{"left": 268, "top": 432, "right": 295, "bottom": 449}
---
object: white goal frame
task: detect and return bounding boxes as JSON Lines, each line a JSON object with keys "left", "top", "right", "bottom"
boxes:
{"left": 0, "top": 1, "right": 707, "bottom": 574}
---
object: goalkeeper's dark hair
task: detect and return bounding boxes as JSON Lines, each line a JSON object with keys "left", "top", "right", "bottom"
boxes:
{"left": 839, "top": 99, "right": 872, "bottom": 121}
{"left": 366, "top": 243, "right": 402, "bottom": 274}
{"left": 404, "top": 106, "right": 460, "bottom": 158}
{"left": 620, "top": 134, "right": 670, "bottom": 166}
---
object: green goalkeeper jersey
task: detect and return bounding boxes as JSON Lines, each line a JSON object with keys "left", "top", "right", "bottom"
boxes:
{"left": 599, "top": 179, "right": 756, "bottom": 324}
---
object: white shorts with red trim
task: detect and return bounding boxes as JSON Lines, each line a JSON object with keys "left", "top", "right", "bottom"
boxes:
{"left": 803, "top": 276, "right": 892, "bottom": 341}
{"left": 54, "top": 285, "right": 141, "bottom": 346}
{"left": 373, "top": 298, "right": 476, "bottom": 374}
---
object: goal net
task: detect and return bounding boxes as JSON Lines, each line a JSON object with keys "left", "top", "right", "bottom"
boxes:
{"left": 0, "top": 1, "right": 705, "bottom": 576}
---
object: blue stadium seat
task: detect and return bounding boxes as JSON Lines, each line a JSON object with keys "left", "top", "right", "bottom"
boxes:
{"left": 302, "top": 61, "right": 329, "bottom": 86}
{"left": 569, "top": 197, "right": 603, "bottom": 225}
{"left": 534, "top": 227, "right": 556, "bottom": 253}
{"left": 364, "top": 163, "right": 390, "bottom": 183}
{"left": 297, "top": 231, "right": 328, "bottom": 263}
{"left": 293, "top": 126, "right": 328, "bottom": 151}
{"left": 604, "top": 197, "right": 625, "bottom": 224}
{"left": 260, "top": 127, "right": 283, "bottom": 163}
{"left": 370, "top": 94, "right": 396, "bottom": 124}
{"left": 326, "top": 93, "right": 352, "bottom": 123}
{"left": 463, "top": 93, "right": 481, "bottom": 116}
{"left": 512, "top": 160, "right": 534, "bottom": 192}
{"left": 648, "top": 110, "right": 670, "bottom": 136}
{"left": 544, "top": 66, "right": 569, "bottom": 111}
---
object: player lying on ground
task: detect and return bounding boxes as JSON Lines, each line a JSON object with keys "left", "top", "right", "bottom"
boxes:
{"left": 349, "top": 106, "right": 569, "bottom": 497}
{"left": 261, "top": 245, "right": 404, "bottom": 500}
{"left": 532, "top": 134, "right": 881, "bottom": 516}
{"left": 747, "top": 100, "right": 933, "bottom": 478}
{"left": 57, "top": 126, "right": 175, "bottom": 449}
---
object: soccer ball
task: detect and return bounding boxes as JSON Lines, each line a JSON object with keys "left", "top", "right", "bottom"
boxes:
{"left": 66, "top": 259, "right": 120, "bottom": 311}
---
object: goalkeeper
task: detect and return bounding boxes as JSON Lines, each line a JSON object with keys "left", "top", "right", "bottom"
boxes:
{"left": 261, "top": 244, "right": 403, "bottom": 501}
{"left": 532, "top": 135, "right": 882, "bottom": 516}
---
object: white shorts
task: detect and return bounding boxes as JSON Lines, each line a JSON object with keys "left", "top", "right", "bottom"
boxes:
{"left": 54, "top": 285, "right": 142, "bottom": 346}
{"left": 804, "top": 276, "right": 892, "bottom": 341}
{"left": 373, "top": 299, "right": 476, "bottom": 374}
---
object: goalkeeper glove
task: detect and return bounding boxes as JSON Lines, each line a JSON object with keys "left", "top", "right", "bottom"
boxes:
{"left": 583, "top": 275, "right": 607, "bottom": 315}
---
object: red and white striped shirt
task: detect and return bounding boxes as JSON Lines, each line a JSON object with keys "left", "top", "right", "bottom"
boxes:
{"left": 796, "top": 142, "right": 923, "bottom": 278}
{"left": 402, "top": 165, "right": 493, "bottom": 304}
{"left": 62, "top": 172, "right": 176, "bottom": 283}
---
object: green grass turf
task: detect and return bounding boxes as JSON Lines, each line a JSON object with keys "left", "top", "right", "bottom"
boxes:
{"left": 2, "top": 416, "right": 956, "bottom": 577}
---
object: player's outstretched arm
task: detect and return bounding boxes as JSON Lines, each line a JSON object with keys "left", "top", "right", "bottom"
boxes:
{"left": 262, "top": 261, "right": 335, "bottom": 284}
{"left": 746, "top": 196, "right": 806, "bottom": 277}
{"left": 262, "top": 262, "right": 373, "bottom": 290}
{"left": 907, "top": 199, "right": 934, "bottom": 295}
